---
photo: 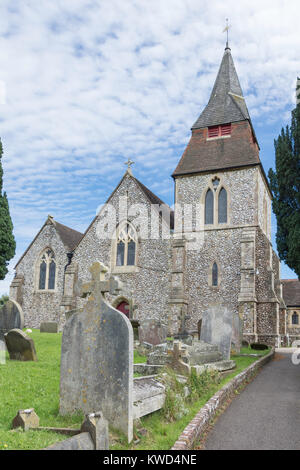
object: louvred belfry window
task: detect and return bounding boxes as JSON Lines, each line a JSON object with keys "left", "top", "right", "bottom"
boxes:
{"left": 208, "top": 123, "right": 231, "bottom": 138}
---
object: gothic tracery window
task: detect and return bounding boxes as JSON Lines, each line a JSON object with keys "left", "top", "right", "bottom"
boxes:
{"left": 38, "top": 249, "right": 56, "bottom": 290}
{"left": 205, "top": 189, "right": 214, "bottom": 225}
{"left": 116, "top": 222, "right": 137, "bottom": 267}
{"left": 218, "top": 188, "right": 228, "bottom": 224}
{"left": 204, "top": 180, "right": 228, "bottom": 226}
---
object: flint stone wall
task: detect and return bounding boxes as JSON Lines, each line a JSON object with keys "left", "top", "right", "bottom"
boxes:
{"left": 11, "top": 223, "right": 68, "bottom": 329}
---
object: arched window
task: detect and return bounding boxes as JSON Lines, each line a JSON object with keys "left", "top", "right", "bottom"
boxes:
{"left": 38, "top": 249, "right": 56, "bottom": 290}
{"left": 205, "top": 189, "right": 214, "bottom": 225}
{"left": 212, "top": 262, "right": 218, "bottom": 286}
{"left": 116, "top": 222, "right": 137, "bottom": 267}
{"left": 218, "top": 188, "right": 227, "bottom": 224}
{"left": 292, "top": 312, "right": 299, "bottom": 325}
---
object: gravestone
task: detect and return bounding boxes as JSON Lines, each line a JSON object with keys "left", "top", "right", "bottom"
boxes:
{"left": 138, "top": 319, "right": 166, "bottom": 346}
{"left": 0, "top": 299, "right": 24, "bottom": 342}
{"left": 5, "top": 329, "right": 37, "bottom": 361}
{"left": 200, "top": 304, "right": 236, "bottom": 359}
{"left": 59, "top": 261, "right": 133, "bottom": 443}
{"left": 40, "top": 321, "right": 58, "bottom": 333}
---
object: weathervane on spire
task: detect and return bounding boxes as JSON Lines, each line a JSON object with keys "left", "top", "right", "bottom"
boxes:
{"left": 223, "top": 18, "right": 231, "bottom": 49}
{"left": 124, "top": 158, "right": 135, "bottom": 175}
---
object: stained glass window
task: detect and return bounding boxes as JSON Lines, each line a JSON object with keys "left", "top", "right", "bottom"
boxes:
{"left": 205, "top": 189, "right": 214, "bottom": 225}
{"left": 292, "top": 312, "right": 299, "bottom": 325}
{"left": 218, "top": 188, "right": 227, "bottom": 223}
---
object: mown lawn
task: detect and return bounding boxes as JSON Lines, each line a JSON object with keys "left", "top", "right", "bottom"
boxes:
{"left": 0, "top": 330, "right": 269, "bottom": 450}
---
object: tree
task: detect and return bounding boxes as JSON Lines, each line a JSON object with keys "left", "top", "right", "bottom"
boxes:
{"left": 268, "top": 80, "right": 300, "bottom": 278}
{"left": 0, "top": 139, "right": 16, "bottom": 279}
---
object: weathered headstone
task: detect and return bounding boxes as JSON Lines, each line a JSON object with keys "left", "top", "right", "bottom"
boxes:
{"left": 138, "top": 319, "right": 166, "bottom": 346}
{"left": 4, "top": 329, "right": 37, "bottom": 361}
{"left": 40, "top": 321, "right": 58, "bottom": 333}
{"left": 59, "top": 262, "right": 133, "bottom": 443}
{"left": 0, "top": 299, "right": 24, "bottom": 341}
{"left": 200, "top": 304, "right": 235, "bottom": 359}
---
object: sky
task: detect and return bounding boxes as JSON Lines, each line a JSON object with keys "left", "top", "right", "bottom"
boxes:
{"left": 0, "top": 0, "right": 299, "bottom": 295}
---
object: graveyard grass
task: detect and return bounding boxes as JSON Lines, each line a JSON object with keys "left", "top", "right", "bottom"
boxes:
{"left": 0, "top": 330, "right": 269, "bottom": 450}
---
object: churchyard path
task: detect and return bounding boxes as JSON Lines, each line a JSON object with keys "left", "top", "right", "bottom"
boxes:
{"left": 203, "top": 350, "right": 300, "bottom": 450}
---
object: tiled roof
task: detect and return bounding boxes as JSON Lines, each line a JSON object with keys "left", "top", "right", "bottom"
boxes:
{"left": 14, "top": 217, "right": 83, "bottom": 268}
{"left": 133, "top": 177, "right": 174, "bottom": 229}
{"left": 53, "top": 220, "right": 84, "bottom": 251}
{"left": 282, "top": 279, "right": 300, "bottom": 307}
{"left": 173, "top": 120, "right": 260, "bottom": 177}
{"left": 192, "top": 47, "right": 250, "bottom": 129}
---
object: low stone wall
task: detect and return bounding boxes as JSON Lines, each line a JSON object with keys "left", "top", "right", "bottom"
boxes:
{"left": 171, "top": 349, "right": 274, "bottom": 450}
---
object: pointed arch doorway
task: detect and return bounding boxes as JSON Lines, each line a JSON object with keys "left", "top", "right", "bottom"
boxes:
{"left": 116, "top": 300, "right": 130, "bottom": 318}
{"left": 115, "top": 300, "right": 139, "bottom": 340}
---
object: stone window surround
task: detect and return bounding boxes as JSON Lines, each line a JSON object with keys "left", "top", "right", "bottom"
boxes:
{"left": 201, "top": 175, "right": 231, "bottom": 229}
{"left": 35, "top": 247, "right": 58, "bottom": 293}
{"left": 289, "top": 309, "right": 300, "bottom": 328}
{"left": 111, "top": 220, "right": 139, "bottom": 274}
{"left": 208, "top": 260, "right": 221, "bottom": 288}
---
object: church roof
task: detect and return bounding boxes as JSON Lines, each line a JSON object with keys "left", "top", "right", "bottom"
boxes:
{"left": 282, "top": 279, "right": 300, "bottom": 307}
{"left": 192, "top": 47, "right": 250, "bottom": 129}
{"left": 173, "top": 47, "right": 262, "bottom": 178}
{"left": 14, "top": 216, "right": 83, "bottom": 268}
{"left": 52, "top": 220, "right": 83, "bottom": 251}
{"left": 132, "top": 176, "right": 174, "bottom": 229}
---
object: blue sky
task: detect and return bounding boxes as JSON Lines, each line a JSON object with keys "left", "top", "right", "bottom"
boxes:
{"left": 0, "top": 0, "right": 299, "bottom": 294}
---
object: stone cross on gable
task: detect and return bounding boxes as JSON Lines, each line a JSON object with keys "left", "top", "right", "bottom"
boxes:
{"left": 80, "top": 262, "right": 124, "bottom": 301}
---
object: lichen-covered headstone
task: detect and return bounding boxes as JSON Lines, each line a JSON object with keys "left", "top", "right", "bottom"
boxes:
{"left": 59, "top": 262, "right": 133, "bottom": 443}
{"left": 0, "top": 299, "right": 24, "bottom": 342}
{"left": 200, "top": 304, "right": 236, "bottom": 360}
{"left": 5, "top": 329, "right": 37, "bottom": 361}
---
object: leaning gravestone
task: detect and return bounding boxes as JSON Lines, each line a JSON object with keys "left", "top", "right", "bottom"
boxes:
{"left": 5, "top": 329, "right": 37, "bottom": 361}
{"left": 200, "top": 304, "right": 236, "bottom": 360}
{"left": 0, "top": 300, "right": 24, "bottom": 342}
{"left": 59, "top": 262, "right": 133, "bottom": 443}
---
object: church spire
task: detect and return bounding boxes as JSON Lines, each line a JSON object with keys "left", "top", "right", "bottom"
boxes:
{"left": 192, "top": 47, "right": 250, "bottom": 130}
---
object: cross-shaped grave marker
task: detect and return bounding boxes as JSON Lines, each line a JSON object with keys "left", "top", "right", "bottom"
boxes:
{"left": 78, "top": 262, "right": 124, "bottom": 304}
{"left": 168, "top": 340, "right": 191, "bottom": 375}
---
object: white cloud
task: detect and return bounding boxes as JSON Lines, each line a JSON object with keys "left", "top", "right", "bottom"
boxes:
{"left": 0, "top": 0, "right": 299, "bottom": 293}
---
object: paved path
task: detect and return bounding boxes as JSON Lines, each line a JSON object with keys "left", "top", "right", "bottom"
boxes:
{"left": 204, "top": 351, "right": 300, "bottom": 450}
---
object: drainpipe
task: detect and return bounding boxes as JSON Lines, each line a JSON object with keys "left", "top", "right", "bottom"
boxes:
{"left": 63, "top": 252, "right": 74, "bottom": 295}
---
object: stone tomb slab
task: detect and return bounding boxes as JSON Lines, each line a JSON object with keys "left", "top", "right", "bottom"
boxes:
{"left": 0, "top": 300, "right": 24, "bottom": 341}
{"left": 59, "top": 262, "right": 133, "bottom": 443}
{"left": 5, "top": 329, "right": 37, "bottom": 361}
{"left": 40, "top": 322, "right": 58, "bottom": 333}
{"left": 133, "top": 376, "right": 165, "bottom": 419}
{"left": 200, "top": 304, "right": 235, "bottom": 360}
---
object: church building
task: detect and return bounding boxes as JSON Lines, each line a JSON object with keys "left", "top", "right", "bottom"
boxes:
{"left": 10, "top": 45, "right": 299, "bottom": 347}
